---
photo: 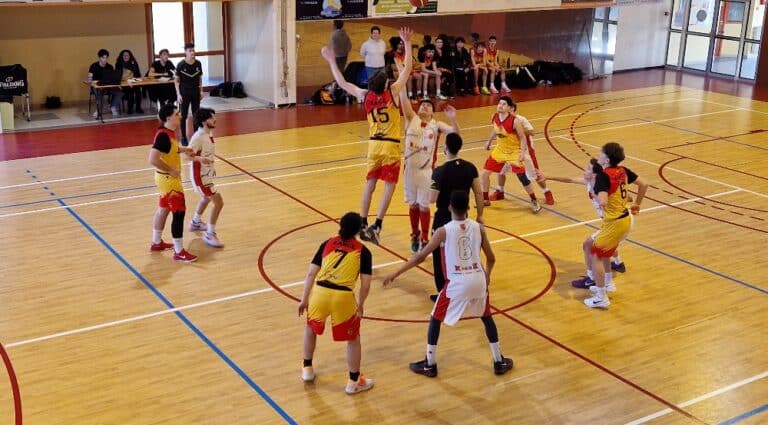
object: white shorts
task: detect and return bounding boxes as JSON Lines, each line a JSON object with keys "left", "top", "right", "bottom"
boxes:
{"left": 404, "top": 168, "right": 431, "bottom": 208}
{"left": 192, "top": 173, "right": 217, "bottom": 197}
{"left": 431, "top": 275, "right": 490, "bottom": 326}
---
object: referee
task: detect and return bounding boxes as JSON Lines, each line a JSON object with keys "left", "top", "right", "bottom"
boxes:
{"left": 175, "top": 43, "right": 203, "bottom": 146}
{"left": 428, "top": 133, "right": 485, "bottom": 301}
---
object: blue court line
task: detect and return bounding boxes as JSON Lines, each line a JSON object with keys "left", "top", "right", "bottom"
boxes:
{"left": 1, "top": 154, "right": 365, "bottom": 210}
{"left": 24, "top": 169, "right": 297, "bottom": 424}
{"left": 719, "top": 403, "right": 768, "bottom": 425}
{"left": 506, "top": 192, "right": 768, "bottom": 295}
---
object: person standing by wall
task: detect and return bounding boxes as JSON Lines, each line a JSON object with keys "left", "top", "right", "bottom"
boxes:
{"left": 330, "top": 20, "right": 352, "bottom": 72}
{"left": 359, "top": 26, "right": 387, "bottom": 83}
{"left": 175, "top": 43, "right": 203, "bottom": 146}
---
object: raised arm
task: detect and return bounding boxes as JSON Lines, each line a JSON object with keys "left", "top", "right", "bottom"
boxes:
{"left": 390, "top": 27, "right": 414, "bottom": 95}
{"left": 321, "top": 46, "right": 367, "bottom": 99}
{"left": 398, "top": 85, "right": 416, "bottom": 120}
{"left": 438, "top": 105, "right": 459, "bottom": 134}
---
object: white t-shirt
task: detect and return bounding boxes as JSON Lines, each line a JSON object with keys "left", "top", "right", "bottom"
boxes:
{"left": 360, "top": 38, "right": 386, "bottom": 68}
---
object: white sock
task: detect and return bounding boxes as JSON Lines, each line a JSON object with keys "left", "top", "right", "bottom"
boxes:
{"left": 605, "top": 272, "right": 613, "bottom": 285}
{"left": 595, "top": 286, "right": 606, "bottom": 299}
{"left": 613, "top": 254, "right": 622, "bottom": 264}
{"left": 408, "top": 91, "right": 413, "bottom": 97}
{"left": 192, "top": 212, "right": 202, "bottom": 223}
{"left": 207, "top": 223, "right": 216, "bottom": 234}
{"left": 426, "top": 344, "right": 437, "bottom": 366}
{"left": 587, "top": 269, "right": 594, "bottom": 280}
{"left": 152, "top": 230, "right": 162, "bottom": 244}
{"left": 543, "top": 188, "right": 551, "bottom": 193}
{"left": 173, "top": 238, "right": 183, "bottom": 254}
{"left": 436, "top": 89, "right": 441, "bottom": 95}
{"left": 489, "top": 342, "right": 502, "bottom": 363}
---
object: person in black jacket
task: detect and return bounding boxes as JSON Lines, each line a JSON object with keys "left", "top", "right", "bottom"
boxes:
{"left": 147, "top": 49, "right": 177, "bottom": 106}
{"left": 452, "top": 37, "right": 472, "bottom": 96}
{"left": 115, "top": 49, "right": 143, "bottom": 114}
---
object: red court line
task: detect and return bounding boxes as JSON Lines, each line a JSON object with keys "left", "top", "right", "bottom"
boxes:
{"left": 658, "top": 157, "right": 768, "bottom": 214}
{"left": 217, "top": 152, "right": 705, "bottom": 422}
{"left": 256, "top": 217, "right": 557, "bottom": 323}
{"left": 542, "top": 102, "right": 768, "bottom": 234}
{"left": 489, "top": 307, "right": 706, "bottom": 424}
{"left": 0, "top": 340, "right": 22, "bottom": 425}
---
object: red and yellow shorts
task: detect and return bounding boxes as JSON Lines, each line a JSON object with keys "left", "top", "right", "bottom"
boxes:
{"left": 484, "top": 156, "right": 525, "bottom": 175}
{"left": 307, "top": 286, "right": 360, "bottom": 341}
{"left": 591, "top": 213, "right": 633, "bottom": 258}
{"left": 367, "top": 155, "right": 401, "bottom": 183}
{"left": 155, "top": 172, "right": 186, "bottom": 212}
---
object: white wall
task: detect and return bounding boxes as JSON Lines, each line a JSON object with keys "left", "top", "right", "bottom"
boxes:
{"left": 614, "top": 2, "right": 670, "bottom": 71}
{"left": 229, "top": 0, "right": 296, "bottom": 106}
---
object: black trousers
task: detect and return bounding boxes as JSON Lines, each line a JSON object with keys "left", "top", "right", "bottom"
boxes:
{"left": 179, "top": 89, "right": 201, "bottom": 144}
{"left": 431, "top": 208, "right": 452, "bottom": 292}
{"left": 454, "top": 68, "right": 471, "bottom": 93}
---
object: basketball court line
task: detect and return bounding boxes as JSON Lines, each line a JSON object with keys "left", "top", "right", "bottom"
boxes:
{"left": 3, "top": 188, "right": 740, "bottom": 350}
{"left": 19, "top": 169, "right": 297, "bottom": 425}
{"left": 623, "top": 371, "right": 768, "bottom": 425}
{"left": 0, "top": 100, "right": 755, "bottom": 219}
{"left": 0, "top": 95, "right": 698, "bottom": 192}
{"left": 3, "top": 188, "right": 739, "bottom": 350}
{"left": 504, "top": 190, "right": 767, "bottom": 295}
{"left": 719, "top": 403, "right": 768, "bottom": 425}
{"left": 0, "top": 340, "right": 22, "bottom": 425}
{"left": 557, "top": 136, "right": 768, "bottom": 200}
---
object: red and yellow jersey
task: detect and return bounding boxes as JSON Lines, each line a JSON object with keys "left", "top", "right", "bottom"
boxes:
{"left": 490, "top": 112, "right": 521, "bottom": 163}
{"left": 472, "top": 49, "right": 485, "bottom": 66}
{"left": 422, "top": 56, "right": 434, "bottom": 69}
{"left": 394, "top": 51, "right": 419, "bottom": 76}
{"left": 312, "top": 236, "right": 372, "bottom": 290}
{"left": 593, "top": 166, "right": 638, "bottom": 220}
{"left": 486, "top": 47, "right": 498, "bottom": 65}
{"left": 153, "top": 127, "right": 181, "bottom": 172}
{"left": 364, "top": 89, "right": 402, "bottom": 158}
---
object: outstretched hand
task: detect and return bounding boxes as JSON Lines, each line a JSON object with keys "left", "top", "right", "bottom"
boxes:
{"left": 382, "top": 273, "right": 397, "bottom": 287}
{"left": 444, "top": 105, "right": 457, "bottom": 120}
{"left": 399, "top": 27, "right": 413, "bottom": 43}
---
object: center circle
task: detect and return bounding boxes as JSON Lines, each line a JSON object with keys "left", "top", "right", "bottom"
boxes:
{"left": 257, "top": 217, "right": 557, "bottom": 323}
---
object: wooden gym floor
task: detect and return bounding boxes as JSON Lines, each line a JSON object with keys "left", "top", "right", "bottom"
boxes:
{"left": 0, "top": 81, "right": 767, "bottom": 424}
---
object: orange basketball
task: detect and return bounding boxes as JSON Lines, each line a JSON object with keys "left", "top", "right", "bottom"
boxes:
{"left": 409, "top": 0, "right": 428, "bottom": 7}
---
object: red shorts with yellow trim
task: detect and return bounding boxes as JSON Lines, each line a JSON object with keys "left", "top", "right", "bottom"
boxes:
{"left": 307, "top": 286, "right": 360, "bottom": 341}
{"left": 591, "top": 214, "right": 632, "bottom": 258}
{"left": 155, "top": 172, "right": 186, "bottom": 212}
{"left": 367, "top": 155, "right": 401, "bottom": 183}
{"left": 484, "top": 156, "right": 525, "bottom": 175}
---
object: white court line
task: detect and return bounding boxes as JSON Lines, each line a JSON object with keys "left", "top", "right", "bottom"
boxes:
{"left": 559, "top": 135, "right": 768, "bottom": 200}
{"left": 0, "top": 96, "right": 696, "bottom": 191}
{"left": 4, "top": 189, "right": 738, "bottom": 348}
{"left": 623, "top": 370, "right": 768, "bottom": 425}
{"left": 4, "top": 259, "right": 404, "bottom": 349}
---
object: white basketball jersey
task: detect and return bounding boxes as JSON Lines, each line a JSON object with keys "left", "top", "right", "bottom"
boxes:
{"left": 189, "top": 129, "right": 216, "bottom": 181}
{"left": 404, "top": 117, "right": 440, "bottom": 170}
{"left": 442, "top": 219, "right": 486, "bottom": 294}
{"left": 586, "top": 181, "right": 604, "bottom": 219}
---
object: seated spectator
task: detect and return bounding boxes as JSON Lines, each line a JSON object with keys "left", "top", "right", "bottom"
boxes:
{"left": 87, "top": 48, "right": 123, "bottom": 117}
{"left": 115, "top": 49, "right": 143, "bottom": 114}
{"left": 471, "top": 42, "right": 489, "bottom": 95}
{"left": 147, "top": 48, "right": 177, "bottom": 106}
{"left": 420, "top": 45, "right": 445, "bottom": 100}
{"left": 452, "top": 37, "right": 472, "bottom": 96}
{"left": 389, "top": 37, "right": 421, "bottom": 100}
{"left": 485, "top": 35, "right": 510, "bottom": 93}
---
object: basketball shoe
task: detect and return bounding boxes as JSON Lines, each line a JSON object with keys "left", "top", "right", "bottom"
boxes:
{"left": 494, "top": 357, "right": 514, "bottom": 375}
{"left": 409, "top": 358, "right": 438, "bottom": 377}
{"left": 150, "top": 240, "right": 173, "bottom": 251}
{"left": 301, "top": 366, "right": 315, "bottom": 382}
{"left": 345, "top": 374, "right": 374, "bottom": 394}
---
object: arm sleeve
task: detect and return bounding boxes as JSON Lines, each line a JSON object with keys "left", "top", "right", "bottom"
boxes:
{"left": 469, "top": 162, "right": 479, "bottom": 179}
{"left": 360, "top": 247, "right": 372, "bottom": 275}
{"left": 311, "top": 241, "right": 327, "bottom": 266}
{"left": 625, "top": 167, "right": 638, "bottom": 184}
{"left": 152, "top": 133, "right": 172, "bottom": 154}
{"left": 88, "top": 63, "right": 98, "bottom": 74}
{"left": 593, "top": 172, "right": 611, "bottom": 194}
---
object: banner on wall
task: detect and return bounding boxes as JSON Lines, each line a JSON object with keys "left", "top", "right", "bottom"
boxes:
{"left": 438, "top": 0, "right": 561, "bottom": 13}
{"left": 296, "top": 0, "right": 368, "bottom": 21}
{"left": 373, "top": 0, "right": 438, "bottom": 17}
